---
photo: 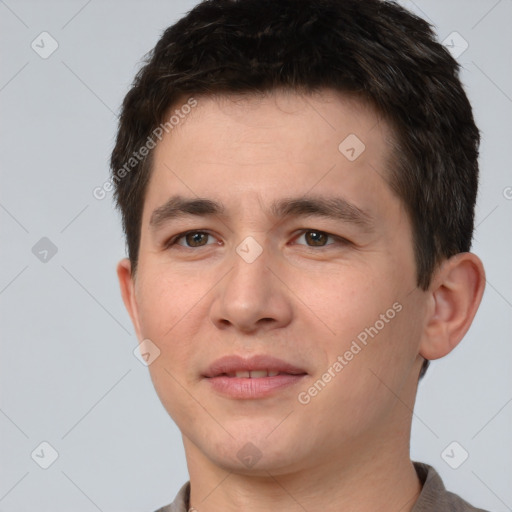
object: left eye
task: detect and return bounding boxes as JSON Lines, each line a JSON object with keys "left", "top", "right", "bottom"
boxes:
{"left": 172, "top": 231, "right": 216, "bottom": 248}
{"left": 294, "top": 230, "right": 337, "bottom": 247}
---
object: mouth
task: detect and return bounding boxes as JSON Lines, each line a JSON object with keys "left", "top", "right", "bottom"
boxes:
{"left": 203, "top": 354, "right": 308, "bottom": 379}
{"left": 219, "top": 370, "right": 299, "bottom": 378}
{"left": 202, "top": 354, "right": 308, "bottom": 399}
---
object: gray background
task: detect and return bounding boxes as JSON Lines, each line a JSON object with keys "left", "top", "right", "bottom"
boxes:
{"left": 1, "top": 0, "right": 511, "bottom": 511}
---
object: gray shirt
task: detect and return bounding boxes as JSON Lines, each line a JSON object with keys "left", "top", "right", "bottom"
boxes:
{"left": 154, "top": 462, "right": 490, "bottom": 512}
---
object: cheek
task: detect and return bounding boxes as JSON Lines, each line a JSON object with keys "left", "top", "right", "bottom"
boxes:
{"left": 297, "top": 308, "right": 420, "bottom": 441}
{"left": 135, "top": 270, "right": 207, "bottom": 423}
{"left": 135, "top": 269, "right": 206, "bottom": 367}
{"left": 297, "top": 267, "right": 418, "bottom": 400}
{"left": 297, "top": 265, "right": 400, "bottom": 349}
{"left": 137, "top": 262, "right": 196, "bottom": 328}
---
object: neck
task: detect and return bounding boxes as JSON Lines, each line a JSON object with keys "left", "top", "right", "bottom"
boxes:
{"left": 184, "top": 412, "right": 422, "bottom": 512}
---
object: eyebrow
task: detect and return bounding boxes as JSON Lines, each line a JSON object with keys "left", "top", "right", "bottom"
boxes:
{"left": 149, "top": 194, "right": 374, "bottom": 232}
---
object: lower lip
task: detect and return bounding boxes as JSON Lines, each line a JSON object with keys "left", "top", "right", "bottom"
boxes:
{"left": 204, "top": 374, "right": 307, "bottom": 399}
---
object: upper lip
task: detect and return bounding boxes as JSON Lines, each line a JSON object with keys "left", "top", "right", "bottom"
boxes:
{"left": 203, "top": 355, "right": 308, "bottom": 378}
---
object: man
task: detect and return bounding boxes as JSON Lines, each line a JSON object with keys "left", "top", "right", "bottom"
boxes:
{"left": 111, "top": 0, "right": 487, "bottom": 510}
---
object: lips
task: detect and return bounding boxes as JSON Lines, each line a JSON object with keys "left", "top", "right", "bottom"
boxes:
{"left": 203, "top": 354, "right": 308, "bottom": 379}
{"left": 202, "top": 354, "right": 308, "bottom": 399}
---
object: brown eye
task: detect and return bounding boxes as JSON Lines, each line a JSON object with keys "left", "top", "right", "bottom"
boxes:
{"left": 295, "top": 230, "right": 335, "bottom": 247}
{"left": 303, "top": 231, "right": 329, "bottom": 246}
{"left": 185, "top": 232, "right": 209, "bottom": 247}
{"left": 170, "top": 231, "right": 214, "bottom": 248}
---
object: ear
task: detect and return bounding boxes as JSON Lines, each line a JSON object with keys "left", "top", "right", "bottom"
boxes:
{"left": 117, "top": 258, "right": 143, "bottom": 341}
{"left": 419, "top": 252, "right": 485, "bottom": 361}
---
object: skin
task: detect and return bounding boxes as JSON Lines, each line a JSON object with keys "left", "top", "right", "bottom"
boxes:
{"left": 117, "top": 89, "right": 485, "bottom": 512}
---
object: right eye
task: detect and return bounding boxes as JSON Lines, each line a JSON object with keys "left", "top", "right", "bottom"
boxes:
{"left": 165, "top": 230, "right": 218, "bottom": 249}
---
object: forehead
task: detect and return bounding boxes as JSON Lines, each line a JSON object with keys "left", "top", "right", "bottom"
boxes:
{"left": 165, "top": 89, "right": 392, "bottom": 155}
{"left": 143, "top": 89, "right": 400, "bottom": 225}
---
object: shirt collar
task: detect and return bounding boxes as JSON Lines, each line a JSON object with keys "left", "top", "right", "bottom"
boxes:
{"left": 157, "top": 462, "right": 484, "bottom": 512}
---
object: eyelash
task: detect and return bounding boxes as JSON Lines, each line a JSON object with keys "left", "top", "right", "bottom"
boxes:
{"left": 164, "top": 229, "right": 350, "bottom": 250}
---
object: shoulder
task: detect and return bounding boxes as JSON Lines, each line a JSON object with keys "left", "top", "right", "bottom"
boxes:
{"left": 412, "top": 462, "right": 491, "bottom": 512}
{"left": 153, "top": 481, "right": 190, "bottom": 512}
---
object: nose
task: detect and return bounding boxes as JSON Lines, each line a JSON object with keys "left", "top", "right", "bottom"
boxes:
{"left": 209, "top": 240, "right": 294, "bottom": 335}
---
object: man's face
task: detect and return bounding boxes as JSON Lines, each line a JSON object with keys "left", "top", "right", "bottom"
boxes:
{"left": 120, "top": 90, "right": 428, "bottom": 474}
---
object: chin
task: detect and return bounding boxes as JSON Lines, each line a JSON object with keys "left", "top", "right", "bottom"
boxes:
{"left": 203, "top": 425, "right": 304, "bottom": 472}
{"left": 211, "top": 445, "right": 300, "bottom": 476}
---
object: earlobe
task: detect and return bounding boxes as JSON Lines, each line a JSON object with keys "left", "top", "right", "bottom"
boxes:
{"left": 419, "top": 252, "right": 485, "bottom": 361}
{"left": 116, "top": 258, "right": 143, "bottom": 341}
